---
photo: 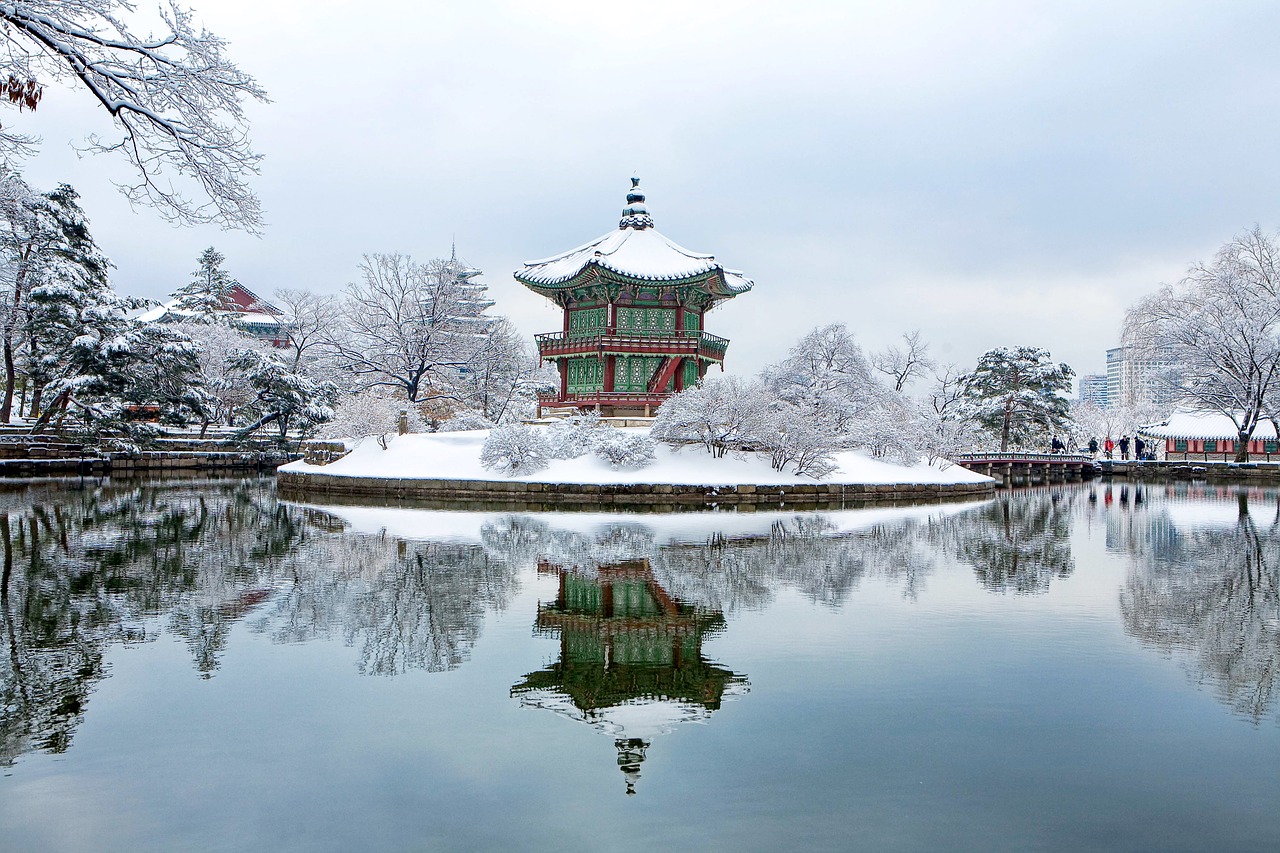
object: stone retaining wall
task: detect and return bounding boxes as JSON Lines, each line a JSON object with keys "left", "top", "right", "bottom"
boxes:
{"left": 1099, "top": 460, "right": 1280, "bottom": 481}
{"left": 276, "top": 469, "right": 994, "bottom": 510}
{"left": 0, "top": 451, "right": 292, "bottom": 477}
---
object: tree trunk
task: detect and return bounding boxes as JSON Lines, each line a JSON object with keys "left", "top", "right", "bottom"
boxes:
{"left": 28, "top": 383, "right": 42, "bottom": 421}
{"left": 1236, "top": 430, "right": 1251, "bottom": 463}
{"left": 0, "top": 338, "right": 14, "bottom": 423}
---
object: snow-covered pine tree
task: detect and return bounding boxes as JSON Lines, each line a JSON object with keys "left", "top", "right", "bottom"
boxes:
{"left": 959, "top": 346, "right": 1074, "bottom": 452}
{"left": 0, "top": 173, "right": 114, "bottom": 422}
{"left": 230, "top": 349, "right": 335, "bottom": 445}
{"left": 173, "top": 320, "right": 266, "bottom": 436}
{"left": 173, "top": 247, "right": 237, "bottom": 322}
{"left": 25, "top": 271, "right": 203, "bottom": 443}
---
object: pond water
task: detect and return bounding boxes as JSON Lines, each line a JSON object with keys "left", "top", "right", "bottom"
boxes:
{"left": 0, "top": 476, "right": 1277, "bottom": 853}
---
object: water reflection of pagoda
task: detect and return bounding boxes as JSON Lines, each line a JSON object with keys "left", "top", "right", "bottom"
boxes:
{"left": 511, "top": 559, "right": 747, "bottom": 795}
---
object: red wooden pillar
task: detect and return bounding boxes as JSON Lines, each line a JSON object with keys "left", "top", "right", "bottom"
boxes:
{"left": 558, "top": 360, "right": 568, "bottom": 400}
{"left": 604, "top": 355, "right": 615, "bottom": 392}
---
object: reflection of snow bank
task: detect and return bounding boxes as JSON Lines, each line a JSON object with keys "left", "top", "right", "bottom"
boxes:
{"left": 1161, "top": 500, "right": 1246, "bottom": 530}
{"left": 285, "top": 499, "right": 990, "bottom": 547}
{"left": 279, "top": 429, "right": 993, "bottom": 487}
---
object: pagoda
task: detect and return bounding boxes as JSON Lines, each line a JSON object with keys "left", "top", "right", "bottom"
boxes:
{"left": 515, "top": 179, "right": 754, "bottom": 417}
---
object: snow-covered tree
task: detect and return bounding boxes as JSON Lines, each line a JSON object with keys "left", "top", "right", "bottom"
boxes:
{"left": 325, "top": 253, "right": 514, "bottom": 405}
{"left": 172, "top": 247, "right": 236, "bottom": 322}
{"left": 25, "top": 277, "right": 201, "bottom": 442}
{"left": 759, "top": 403, "right": 839, "bottom": 478}
{"left": 651, "top": 376, "right": 771, "bottom": 458}
{"left": 0, "top": 173, "right": 110, "bottom": 422}
{"left": 911, "top": 399, "right": 976, "bottom": 468}
{"left": 479, "top": 424, "right": 549, "bottom": 476}
{"left": 593, "top": 431, "right": 656, "bottom": 470}
{"left": 763, "top": 323, "right": 888, "bottom": 440}
{"left": 319, "top": 387, "right": 424, "bottom": 448}
{"left": 273, "top": 287, "right": 338, "bottom": 373}
{"left": 172, "top": 320, "right": 264, "bottom": 436}
{"left": 872, "top": 330, "right": 934, "bottom": 393}
{"left": 456, "top": 317, "right": 540, "bottom": 423}
{"left": 230, "top": 350, "right": 334, "bottom": 444}
{"left": 1124, "top": 226, "right": 1280, "bottom": 462}
{"left": 0, "top": 1, "right": 268, "bottom": 230}
{"left": 960, "top": 346, "right": 1074, "bottom": 451}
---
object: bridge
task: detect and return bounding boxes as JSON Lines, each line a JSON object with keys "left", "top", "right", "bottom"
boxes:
{"left": 953, "top": 452, "right": 1098, "bottom": 486}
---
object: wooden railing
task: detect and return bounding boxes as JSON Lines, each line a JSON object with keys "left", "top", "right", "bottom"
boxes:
{"left": 535, "top": 329, "right": 729, "bottom": 360}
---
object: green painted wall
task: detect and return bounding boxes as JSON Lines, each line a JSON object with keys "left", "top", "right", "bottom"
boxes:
{"left": 568, "top": 307, "right": 606, "bottom": 336}
{"left": 616, "top": 307, "right": 676, "bottom": 335}
{"left": 566, "top": 357, "right": 604, "bottom": 393}
{"left": 615, "top": 355, "right": 663, "bottom": 392}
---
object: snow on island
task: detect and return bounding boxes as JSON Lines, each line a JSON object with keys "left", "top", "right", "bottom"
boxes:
{"left": 279, "top": 428, "right": 993, "bottom": 500}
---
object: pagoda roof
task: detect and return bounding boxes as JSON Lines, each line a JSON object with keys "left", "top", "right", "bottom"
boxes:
{"left": 514, "top": 179, "right": 754, "bottom": 298}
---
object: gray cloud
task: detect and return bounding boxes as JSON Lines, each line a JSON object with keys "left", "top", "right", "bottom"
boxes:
{"left": 11, "top": 0, "right": 1279, "bottom": 383}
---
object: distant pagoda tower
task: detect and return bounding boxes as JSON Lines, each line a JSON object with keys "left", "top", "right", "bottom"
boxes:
{"left": 515, "top": 179, "right": 754, "bottom": 417}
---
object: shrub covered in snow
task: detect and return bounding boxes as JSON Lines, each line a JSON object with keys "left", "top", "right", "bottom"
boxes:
{"left": 437, "top": 409, "right": 495, "bottom": 432}
{"left": 593, "top": 431, "right": 656, "bottom": 470}
{"left": 480, "top": 424, "right": 550, "bottom": 476}
{"left": 545, "top": 411, "right": 602, "bottom": 459}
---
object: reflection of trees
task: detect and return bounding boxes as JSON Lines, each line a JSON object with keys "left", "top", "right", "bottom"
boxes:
{"left": 937, "top": 490, "right": 1076, "bottom": 593}
{"left": 0, "top": 478, "right": 306, "bottom": 766}
{"left": 1120, "top": 492, "right": 1280, "bottom": 723}
{"left": 264, "top": 535, "right": 519, "bottom": 675}
{"left": 1, "top": 480, "right": 525, "bottom": 767}
{"left": 479, "top": 512, "right": 945, "bottom": 611}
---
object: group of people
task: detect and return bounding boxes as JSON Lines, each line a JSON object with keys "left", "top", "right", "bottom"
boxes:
{"left": 1086, "top": 435, "right": 1148, "bottom": 460}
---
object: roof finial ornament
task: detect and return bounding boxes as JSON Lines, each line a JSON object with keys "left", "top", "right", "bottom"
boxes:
{"left": 619, "top": 176, "right": 654, "bottom": 231}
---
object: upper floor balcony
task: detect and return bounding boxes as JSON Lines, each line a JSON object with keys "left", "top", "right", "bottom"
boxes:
{"left": 535, "top": 329, "right": 729, "bottom": 362}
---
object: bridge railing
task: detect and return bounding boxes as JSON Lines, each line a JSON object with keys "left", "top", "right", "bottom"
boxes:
{"left": 954, "top": 452, "right": 1095, "bottom": 464}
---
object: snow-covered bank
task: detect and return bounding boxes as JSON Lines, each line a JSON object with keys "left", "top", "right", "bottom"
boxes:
{"left": 279, "top": 429, "right": 993, "bottom": 487}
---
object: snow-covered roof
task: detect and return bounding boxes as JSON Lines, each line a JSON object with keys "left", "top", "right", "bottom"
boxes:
{"left": 515, "top": 179, "right": 754, "bottom": 297}
{"left": 137, "top": 299, "right": 285, "bottom": 328}
{"left": 1138, "top": 409, "right": 1278, "bottom": 440}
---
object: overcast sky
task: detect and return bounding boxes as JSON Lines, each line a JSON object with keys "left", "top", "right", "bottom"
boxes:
{"left": 13, "top": 0, "right": 1280, "bottom": 384}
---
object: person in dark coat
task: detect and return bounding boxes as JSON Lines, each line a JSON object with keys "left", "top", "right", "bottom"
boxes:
{"left": 1134, "top": 436, "right": 1146, "bottom": 460}
{"left": 1051, "top": 436, "right": 1064, "bottom": 453}
{"left": 1118, "top": 436, "right": 1130, "bottom": 460}
{"left": 1088, "top": 437, "right": 1099, "bottom": 456}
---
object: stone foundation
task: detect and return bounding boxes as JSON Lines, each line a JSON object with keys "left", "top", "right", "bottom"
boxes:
{"left": 276, "top": 469, "right": 994, "bottom": 510}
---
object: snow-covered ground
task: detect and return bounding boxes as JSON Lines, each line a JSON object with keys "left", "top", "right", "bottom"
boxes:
{"left": 279, "top": 428, "right": 993, "bottom": 487}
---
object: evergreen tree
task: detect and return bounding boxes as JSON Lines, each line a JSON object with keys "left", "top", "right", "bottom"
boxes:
{"left": 173, "top": 247, "right": 237, "bottom": 322}
{"left": 0, "top": 173, "right": 110, "bottom": 422}
{"left": 230, "top": 349, "right": 335, "bottom": 444}
{"left": 960, "top": 346, "right": 1074, "bottom": 451}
